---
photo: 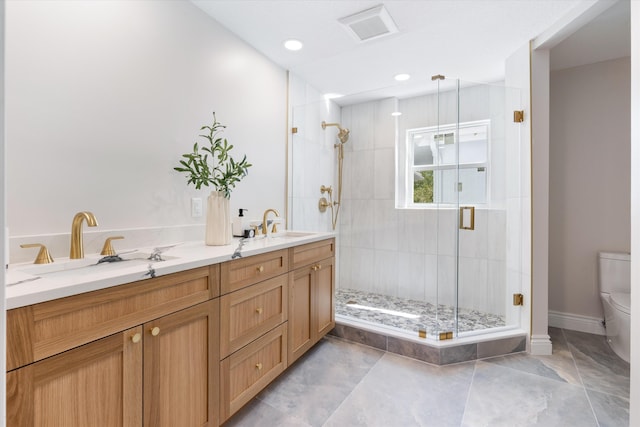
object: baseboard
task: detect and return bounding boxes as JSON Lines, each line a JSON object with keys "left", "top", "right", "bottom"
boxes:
{"left": 530, "top": 334, "right": 553, "bottom": 355}
{"left": 548, "top": 310, "right": 606, "bottom": 336}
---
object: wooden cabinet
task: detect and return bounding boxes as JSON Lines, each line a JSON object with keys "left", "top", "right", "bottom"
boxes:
{"left": 288, "top": 240, "right": 335, "bottom": 364}
{"left": 220, "top": 249, "right": 288, "bottom": 294}
{"left": 7, "top": 269, "right": 220, "bottom": 427}
{"left": 219, "top": 254, "right": 290, "bottom": 422}
{"left": 7, "top": 265, "right": 218, "bottom": 371}
{"left": 143, "top": 300, "right": 219, "bottom": 427}
{"left": 220, "top": 274, "right": 288, "bottom": 358}
{"left": 7, "top": 238, "right": 335, "bottom": 427}
{"left": 7, "top": 326, "right": 143, "bottom": 426}
{"left": 220, "top": 324, "right": 287, "bottom": 422}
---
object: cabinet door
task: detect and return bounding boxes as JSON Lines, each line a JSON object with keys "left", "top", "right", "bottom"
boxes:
{"left": 7, "top": 326, "right": 143, "bottom": 427}
{"left": 288, "top": 266, "right": 314, "bottom": 364}
{"left": 314, "top": 257, "right": 335, "bottom": 339}
{"left": 143, "top": 300, "right": 219, "bottom": 427}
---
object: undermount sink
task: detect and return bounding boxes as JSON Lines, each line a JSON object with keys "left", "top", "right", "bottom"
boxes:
{"left": 16, "top": 251, "right": 178, "bottom": 280}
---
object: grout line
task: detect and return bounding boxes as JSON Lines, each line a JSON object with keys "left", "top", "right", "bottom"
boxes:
{"left": 320, "top": 338, "right": 386, "bottom": 426}
{"left": 562, "top": 328, "right": 601, "bottom": 426}
{"left": 459, "top": 360, "right": 479, "bottom": 427}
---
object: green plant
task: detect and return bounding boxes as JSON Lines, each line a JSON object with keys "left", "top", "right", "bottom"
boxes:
{"left": 413, "top": 170, "right": 434, "bottom": 203}
{"left": 174, "top": 112, "right": 252, "bottom": 197}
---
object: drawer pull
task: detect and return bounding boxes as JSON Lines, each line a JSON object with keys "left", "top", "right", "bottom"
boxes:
{"left": 257, "top": 265, "right": 264, "bottom": 273}
{"left": 150, "top": 326, "right": 160, "bottom": 336}
{"left": 255, "top": 307, "right": 263, "bottom": 314}
{"left": 131, "top": 333, "right": 142, "bottom": 344}
{"left": 255, "top": 363, "right": 263, "bottom": 370}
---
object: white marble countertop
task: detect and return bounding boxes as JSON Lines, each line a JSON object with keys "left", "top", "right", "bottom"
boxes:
{"left": 6, "top": 231, "right": 335, "bottom": 310}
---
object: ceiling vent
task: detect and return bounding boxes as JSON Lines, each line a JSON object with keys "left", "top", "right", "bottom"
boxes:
{"left": 339, "top": 4, "right": 399, "bottom": 43}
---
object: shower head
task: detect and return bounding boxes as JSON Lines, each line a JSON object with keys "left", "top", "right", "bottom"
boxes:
{"left": 337, "top": 128, "right": 350, "bottom": 143}
{"left": 321, "top": 121, "right": 350, "bottom": 143}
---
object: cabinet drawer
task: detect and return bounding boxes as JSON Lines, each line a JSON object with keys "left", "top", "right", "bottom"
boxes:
{"left": 290, "top": 238, "right": 335, "bottom": 270}
{"left": 220, "top": 324, "right": 287, "bottom": 422}
{"left": 220, "top": 274, "right": 288, "bottom": 359}
{"left": 221, "top": 249, "right": 288, "bottom": 294}
{"left": 7, "top": 265, "right": 218, "bottom": 371}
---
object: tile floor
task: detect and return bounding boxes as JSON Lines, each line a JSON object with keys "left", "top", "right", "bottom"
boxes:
{"left": 224, "top": 327, "right": 629, "bottom": 427}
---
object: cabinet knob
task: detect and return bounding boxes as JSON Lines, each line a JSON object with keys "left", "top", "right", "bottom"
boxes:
{"left": 150, "top": 326, "right": 160, "bottom": 336}
{"left": 256, "top": 265, "right": 264, "bottom": 273}
{"left": 131, "top": 333, "right": 141, "bottom": 344}
{"left": 255, "top": 307, "right": 263, "bottom": 314}
{"left": 316, "top": 264, "right": 322, "bottom": 271}
{"left": 255, "top": 363, "right": 263, "bottom": 370}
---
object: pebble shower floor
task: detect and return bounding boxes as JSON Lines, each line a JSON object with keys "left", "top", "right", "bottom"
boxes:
{"left": 335, "top": 288, "right": 506, "bottom": 336}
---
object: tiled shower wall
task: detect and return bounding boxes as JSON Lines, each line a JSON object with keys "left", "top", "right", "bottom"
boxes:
{"left": 338, "top": 85, "right": 513, "bottom": 317}
{"left": 288, "top": 73, "right": 340, "bottom": 233}
{"left": 289, "top": 78, "right": 526, "bottom": 322}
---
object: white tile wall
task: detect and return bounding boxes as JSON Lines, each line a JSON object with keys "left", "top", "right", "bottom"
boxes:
{"left": 397, "top": 209, "right": 426, "bottom": 254}
{"left": 374, "top": 148, "right": 395, "bottom": 200}
{"left": 374, "top": 249, "right": 399, "bottom": 296}
{"left": 397, "top": 251, "right": 426, "bottom": 300}
{"left": 351, "top": 247, "right": 375, "bottom": 291}
{"left": 289, "top": 81, "right": 528, "bottom": 323}
{"left": 373, "top": 199, "right": 398, "bottom": 251}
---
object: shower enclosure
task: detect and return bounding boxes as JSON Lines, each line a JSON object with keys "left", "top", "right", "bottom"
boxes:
{"left": 288, "top": 75, "right": 528, "bottom": 341}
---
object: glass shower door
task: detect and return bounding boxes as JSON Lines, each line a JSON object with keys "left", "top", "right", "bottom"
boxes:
{"left": 431, "top": 76, "right": 461, "bottom": 339}
{"left": 454, "top": 80, "right": 523, "bottom": 337}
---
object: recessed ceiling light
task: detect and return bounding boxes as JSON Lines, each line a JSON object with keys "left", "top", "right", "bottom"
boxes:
{"left": 391, "top": 111, "right": 402, "bottom": 116}
{"left": 324, "top": 93, "right": 344, "bottom": 100}
{"left": 284, "top": 39, "right": 303, "bottom": 51}
{"left": 394, "top": 74, "right": 410, "bottom": 81}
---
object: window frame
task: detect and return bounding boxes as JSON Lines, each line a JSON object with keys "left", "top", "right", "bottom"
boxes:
{"left": 406, "top": 119, "right": 491, "bottom": 207}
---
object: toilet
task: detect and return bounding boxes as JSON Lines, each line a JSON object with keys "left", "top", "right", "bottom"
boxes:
{"left": 598, "top": 251, "right": 631, "bottom": 362}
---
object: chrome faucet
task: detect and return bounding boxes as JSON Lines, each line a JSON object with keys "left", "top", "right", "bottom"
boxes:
{"left": 262, "top": 209, "right": 280, "bottom": 236}
{"left": 70, "top": 211, "right": 98, "bottom": 259}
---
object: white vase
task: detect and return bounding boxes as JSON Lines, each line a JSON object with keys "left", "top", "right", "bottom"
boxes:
{"left": 205, "top": 191, "right": 232, "bottom": 246}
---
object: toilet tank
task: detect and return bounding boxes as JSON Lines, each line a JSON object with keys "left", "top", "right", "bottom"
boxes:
{"left": 598, "top": 252, "right": 630, "bottom": 294}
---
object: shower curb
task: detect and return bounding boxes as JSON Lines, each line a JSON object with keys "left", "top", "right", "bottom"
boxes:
{"left": 329, "top": 322, "right": 527, "bottom": 365}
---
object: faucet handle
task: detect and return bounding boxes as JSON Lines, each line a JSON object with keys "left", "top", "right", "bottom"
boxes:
{"left": 21, "top": 243, "right": 54, "bottom": 264}
{"left": 100, "top": 236, "right": 124, "bottom": 256}
{"left": 271, "top": 219, "right": 284, "bottom": 234}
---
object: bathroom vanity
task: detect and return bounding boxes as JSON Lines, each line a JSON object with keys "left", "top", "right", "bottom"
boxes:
{"left": 5, "top": 235, "right": 335, "bottom": 426}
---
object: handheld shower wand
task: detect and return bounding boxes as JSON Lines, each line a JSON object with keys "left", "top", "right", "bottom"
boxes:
{"left": 320, "top": 121, "right": 350, "bottom": 230}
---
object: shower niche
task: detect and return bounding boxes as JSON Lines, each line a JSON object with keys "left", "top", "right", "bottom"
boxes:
{"left": 288, "top": 75, "right": 529, "bottom": 344}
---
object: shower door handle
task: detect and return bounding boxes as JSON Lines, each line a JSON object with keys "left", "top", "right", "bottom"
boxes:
{"left": 459, "top": 206, "right": 475, "bottom": 230}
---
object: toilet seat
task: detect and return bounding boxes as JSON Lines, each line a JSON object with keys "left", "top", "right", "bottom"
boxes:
{"left": 610, "top": 292, "right": 630, "bottom": 315}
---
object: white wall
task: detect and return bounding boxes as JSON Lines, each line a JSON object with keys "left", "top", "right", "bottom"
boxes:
{"left": 628, "top": 3, "right": 638, "bottom": 424}
{"left": 5, "top": 0, "right": 287, "bottom": 262}
{"left": 1, "top": 0, "right": 6, "bottom": 423}
{"left": 549, "top": 57, "right": 631, "bottom": 322}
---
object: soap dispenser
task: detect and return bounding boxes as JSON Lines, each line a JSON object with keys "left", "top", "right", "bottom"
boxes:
{"left": 232, "top": 209, "right": 248, "bottom": 237}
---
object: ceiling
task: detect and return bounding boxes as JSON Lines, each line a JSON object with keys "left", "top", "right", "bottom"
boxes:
{"left": 193, "top": 0, "right": 628, "bottom": 103}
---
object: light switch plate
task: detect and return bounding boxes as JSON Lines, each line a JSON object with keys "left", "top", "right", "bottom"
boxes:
{"left": 191, "top": 197, "right": 203, "bottom": 217}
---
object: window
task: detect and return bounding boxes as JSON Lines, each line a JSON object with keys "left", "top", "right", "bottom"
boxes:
{"left": 407, "top": 120, "right": 490, "bottom": 205}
